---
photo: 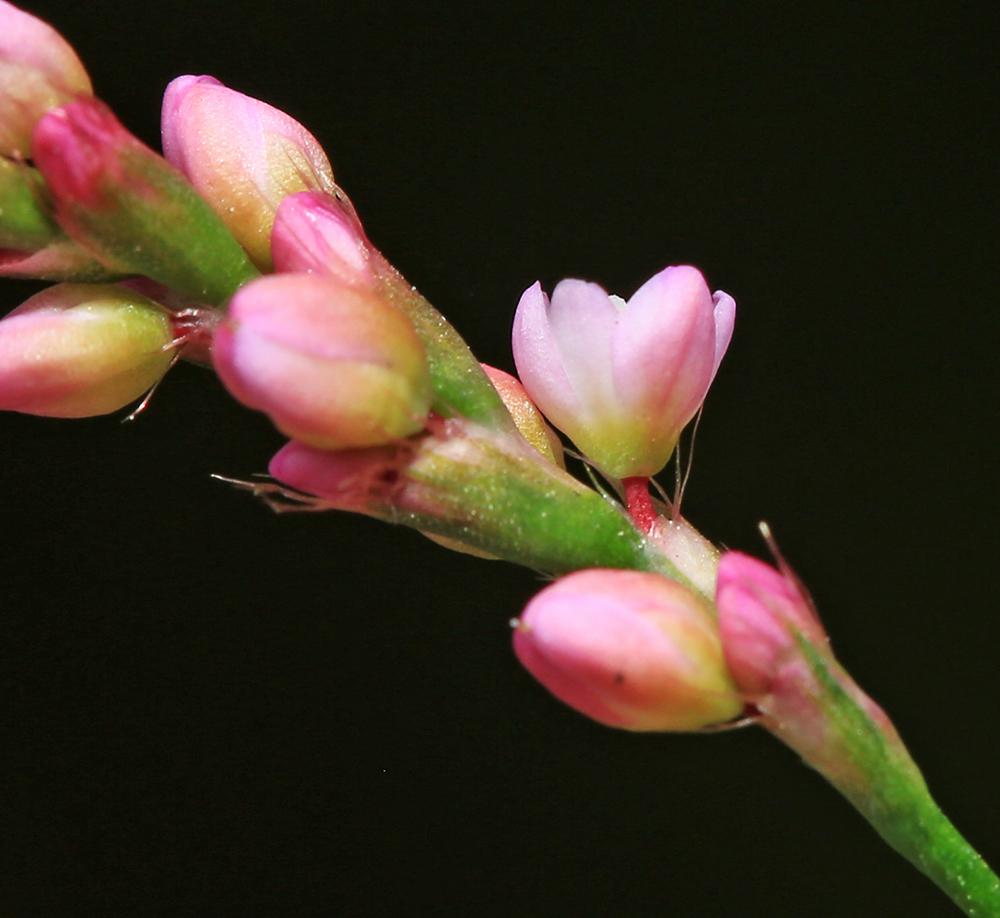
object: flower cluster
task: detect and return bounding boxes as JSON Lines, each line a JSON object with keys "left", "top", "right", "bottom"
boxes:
{"left": 0, "top": 0, "right": 755, "bottom": 734}
{"left": 0, "top": 0, "right": 850, "bottom": 743}
{"left": 6, "top": 8, "right": 996, "bottom": 908}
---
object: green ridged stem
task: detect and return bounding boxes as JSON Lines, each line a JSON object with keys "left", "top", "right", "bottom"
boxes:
{"left": 356, "top": 423, "right": 684, "bottom": 579}
{"left": 384, "top": 277, "right": 516, "bottom": 432}
{"left": 767, "top": 639, "right": 999, "bottom": 916}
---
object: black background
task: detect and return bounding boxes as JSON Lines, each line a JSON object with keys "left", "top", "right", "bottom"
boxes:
{"left": 1, "top": 1, "right": 997, "bottom": 915}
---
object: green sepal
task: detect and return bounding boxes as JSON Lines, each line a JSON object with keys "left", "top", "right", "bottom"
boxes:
{"left": 0, "top": 157, "right": 60, "bottom": 250}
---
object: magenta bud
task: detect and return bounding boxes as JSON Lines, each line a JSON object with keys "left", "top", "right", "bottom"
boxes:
{"left": 269, "top": 439, "right": 411, "bottom": 512}
{"left": 32, "top": 98, "right": 258, "bottom": 305}
{"left": 0, "top": 0, "right": 92, "bottom": 158}
{"left": 162, "top": 76, "right": 336, "bottom": 270}
{"left": 213, "top": 273, "right": 432, "bottom": 450}
{"left": 271, "top": 191, "right": 374, "bottom": 284}
{"left": 513, "top": 568, "right": 741, "bottom": 731}
{"left": 512, "top": 265, "right": 735, "bottom": 478}
{"left": 714, "top": 551, "right": 829, "bottom": 698}
{"left": 0, "top": 282, "right": 174, "bottom": 417}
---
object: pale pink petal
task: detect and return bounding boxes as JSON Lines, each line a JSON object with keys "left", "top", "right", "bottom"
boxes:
{"left": 710, "top": 290, "right": 736, "bottom": 379}
{"left": 545, "top": 278, "right": 618, "bottom": 410}
{"left": 512, "top": 281, "right": 582, "bottom": 429}
{"left": 612, "top": 265, "right": 716, "bottom": 415}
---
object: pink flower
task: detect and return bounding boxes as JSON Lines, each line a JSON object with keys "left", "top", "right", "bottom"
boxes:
{"left": 162, "top": 76, "right": 336, "bottom": 270}
{"left": 0, "top": 282, "right": 174, "bottom": 417}
{"left": 0, "top": 0, "right": 91, "bottom": 158}
{"left": 512, "top": 265, "right": 735, "bottom": 478}
{"left": 513, "top": 568, "right": 741, "bottom": 731}
{"left": 212, "top": 273, "right": 432, "bottom": 450}
{"left": 714, "top": 551, "right": 829, "bottom": 698}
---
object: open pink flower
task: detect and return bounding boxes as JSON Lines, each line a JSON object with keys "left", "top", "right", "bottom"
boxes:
{"left": 512, "top": 265, "right": 735, "bottom": 478}
{"left": 513, "top": 568, "right": 741, "bottom": 731}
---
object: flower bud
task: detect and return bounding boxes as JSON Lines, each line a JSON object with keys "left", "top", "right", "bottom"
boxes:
{"left": 162, "top": 76, "right": 336, "bottom": 271}
{"left": 0, "top": 0, "right": 92, "bottom": 158}
{"left": 513, "top": 568, "right": 741, "bottom": 731}
{"left": 0, "top": 282, "right": 174, "bottom": 417}
{"left": 480, "top": 364, "right": 563, "bottom": 466}
{"left": 32, "top": 98, "right": 259, "bottom": 305}
{"left": 269, "top": 439, "right": 411, "bottom": 513}
{"left": 270, "top": 190, "right": 374, "bottom": 284}
{"left": 213, "top": 273, "right": 431, "bottom": 450}
{"left": 512, "top": 265, "right": 735, "bottom": 478}
{"left": 714, "top": 550, "right": 829, "bottom": 698}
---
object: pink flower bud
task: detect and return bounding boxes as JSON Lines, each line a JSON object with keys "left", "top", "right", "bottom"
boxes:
{"left": 0, "top": 282, "right": 174, "bottom": 417}
{"left": 512, "top": 265, "right": 735, "bottom": 478}
{"left": 213, "top": 273, "right": 432, "bottom": 450}
{"left": 270, "top": 191, "right": 375, "bottom": 284}
{"left": 714, "top": 551, "right": 829, "bottom": 698}
{"left": 269, "top": 439, "right": 411, "bottom": 513}
{"left": 0, "top": 0, "right": 92, "bottom": 158}
{"left": 513, "top": 568, "right": 741, "bottom": 731}
{"left": 162, "top": 76, "right": 336, "bottom": 270}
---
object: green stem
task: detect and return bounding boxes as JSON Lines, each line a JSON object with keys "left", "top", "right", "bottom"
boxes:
{"left": 762, "top": 640, "right": 999, "bottom": 916}
{"left": 348, "top": 420, "right": 684, "bottom": 579}
{"left": 378, "top": 269, "right": 516, "bottom": 432}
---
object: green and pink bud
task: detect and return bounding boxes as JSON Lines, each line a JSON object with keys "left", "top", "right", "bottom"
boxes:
{"left": 0, "top": 156, "right": 117, "bottom": 280}
{"left": 32, "top": 97, "right": 258, "bottom": 304}
{"left": 271, "top": 189, "right": 515, "bottom": 430}
{"left": 162, "top": 76, "right": 336, "bottom": 271}
{"left": 512, "top": 568, "right": 741, "bottom": 731}
{"left": 213, "top": 273, "right": 432, "bottom": 450}
{"left": 714, "top": 547, "right": 900, "bottom": 781}
{"left": 0, "top": 0, "right": 92, "bottom": 158}
{"left": 0, "top": 282, "right": 175, "bottom": 417}
{"left": 0, "top": 157, "right": 58, "bottom": 250}
{"left": 715, "top": 550, "right": 829, "bottom": 700}
{"left": 512, "top": 265, "right": 735, "bottom": 478}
